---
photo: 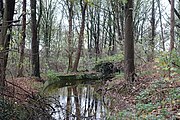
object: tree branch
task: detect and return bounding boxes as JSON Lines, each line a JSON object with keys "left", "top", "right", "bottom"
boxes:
{"left": 168, "top": 0, "right": 180, "bottom": 20}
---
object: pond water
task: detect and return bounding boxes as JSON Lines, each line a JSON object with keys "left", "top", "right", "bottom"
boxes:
{"left": 50, "top": 83, "right": 111, "bottom": 120}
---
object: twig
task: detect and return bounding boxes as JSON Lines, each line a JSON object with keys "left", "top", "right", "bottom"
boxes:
{"left": 5, "top": 80, "right": 32, "bottom": 96}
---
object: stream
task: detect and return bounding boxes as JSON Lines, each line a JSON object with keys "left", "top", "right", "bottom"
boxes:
{"left": 50, "top": 82, "right": 111, "bottom": 120}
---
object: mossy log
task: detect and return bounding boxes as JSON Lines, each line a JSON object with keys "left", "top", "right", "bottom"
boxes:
{"left": 57, "top": 72, "right": 102, "bottom": 81}
{"left": 93, "top": 61, "right": 124, "bottom": 75}
{"left": 42, "top": 72, "right": 104, "bottom": 93}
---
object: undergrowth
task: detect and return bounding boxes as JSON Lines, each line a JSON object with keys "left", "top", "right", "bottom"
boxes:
{"left": 96, "top": 54, "right": 124, "bottom": 64}
{"left": 0, "top": 99, "right": 26, "bottom": 120}
{"left": 157, "top": 50, "right": 180, "bottom": 77}
{"left": 0, "top": 95, "right": 54, "bottom": 120}
{"left": 42, "top": 70, "right": 60, "bottom": 94}
{"left": 108, "top": 78, "right": 180, "bottom": 120}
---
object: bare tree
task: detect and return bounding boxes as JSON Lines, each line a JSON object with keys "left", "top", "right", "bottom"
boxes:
{"left": 170, "top": 0, "right": 175, "bottom": 51}
{"left": 67, "top": 0, "right": 74, "bottom": 72}
{"left": 17, "top": 0, "right": 26, "bottom": 77}
{"left": 0, "top": 0, "right": 3, "bottom": 17}
{"left": 30, "top": 0, "right": 40, "bottom": 77}
{"left": 148, "top": 0, "right": 155, "bottom": 62}
{"left": 40, "top": 0, "right": 57, "bottom": 68}
{"left": 157, "top": 0, "right": 165, "bottom": 51}
{"left": 0, "top": 0, "right": 15, "bottom": 88}
{"left": 124, "top": 0, "right": 135, "bottom": 82}
{"left": 73, "top": 0, "right": 88, "bottom": 72}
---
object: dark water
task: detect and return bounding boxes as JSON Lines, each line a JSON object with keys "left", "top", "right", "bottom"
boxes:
{"left": 50, "top": 84, "right": 110, "bottom": 120}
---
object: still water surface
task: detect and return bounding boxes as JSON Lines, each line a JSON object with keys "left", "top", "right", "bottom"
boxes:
{"left": 51, "top": 84, "right": 110, "bottom": 120}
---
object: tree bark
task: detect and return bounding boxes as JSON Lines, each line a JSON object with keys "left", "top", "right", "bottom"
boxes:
{"left": 88, "top": 6, "right": 94, "bottom": 58}
{"left": 108, "top": 10, "right": 112, "bottom": 55}
{"left": 95, "top": 1, "right": 101, "bottom": 60}
{"left": 73, "top": 0, "right": 87, "bottom": 72}
{"left": 17, "top": 0, "right": 26, "bottom": 77}
{"left": 148, "top": 0, "right": 155, "bottom": 62}
{"left": 101, "top": 10, "right": 107, "bottom": 51}
{"left": 115, "top": 2, "right": 123, "bottom": 48}
{"left": 30, "top": 0, "right": 40, "bottom": 77}
{"left": 168, "top": 0, "right": 180, "bottom": 20}
{"left": 0, "top": 0, "right": 3, "bottom": 17}
{"left": 124, "top": 0, "right": 135, "bottom": 82}
{"left": 157, "top": 0, "right": 165, "bottom": 51}
{"left": 67, "top": 0, "right": 74, "bottom": 72}
{"left": 170, "top": 0, "right": 175, "bottom": 51}
{"left": 0, "top": 0, "right": 15, "bottom": 90}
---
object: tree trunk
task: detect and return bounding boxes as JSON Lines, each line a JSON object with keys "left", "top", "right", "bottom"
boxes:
{"left": 73, "top": 0, "right": 87, "bottom": 72}
{"left": 101, "top": 10, "right": 107, "bottom": 52}
{"left": 170, "top": 0, "right": 175, "bottom": 51}
{"left": 86, "top": 7, "right": 91, "bottom": 58}
{"left": 115, "top": 2, "right": 123, "bottom": 47}
{"left": 17, "top": 0, "right": 26, "bottom": 77}
{"left": 110, "top": 0, "right": 117, "bottom": 55}
{"left": 148, "top": 0, "right": 155, "bottom": 62}
{"left": 112, "top": 10, "right": 117, "bottom": 55}
{"left": 30, "top": 0, "right": 40, "bottom": 77}
{"left": 0, "top": 0, "right": 15, "bottom": 90}
{"left": 44, "top": 22, "right": 49, "bottom": 62}
{"left": 0, "top": 0, "right": 3, "bottom": 17}
{"left": 95, "top": 1, "right": 101, "bottom": 60}
{"left": 108, "top": 10, "right": 112, "bottom": 55}
{"left": 120, "top": 3, "right": 125, "bottom": 40}
{"left": 67, "top": 1, "right": 74, "bottom": 72}
{"left": 124, "top": 0, "right": 135, "bottom": 82}
{"left": 157, "top": 0, "right": 165, "bottom": 51}
{"left": 89, "top": 7, "right": 94, "bottom": 58}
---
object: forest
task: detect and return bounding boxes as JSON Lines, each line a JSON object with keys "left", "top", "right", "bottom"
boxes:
{"left": 0, "top": 0, "right": 180, "bottom": 119}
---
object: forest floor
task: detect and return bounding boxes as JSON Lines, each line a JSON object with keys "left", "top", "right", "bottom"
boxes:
{"left": 100, "top": 62, "right": 180, "bottom": 119}
{"left": 5, "top": 77, "right": 43, "bottom": 102}
{"left": 5, "top": 62, "right": 180, "bottom": 119}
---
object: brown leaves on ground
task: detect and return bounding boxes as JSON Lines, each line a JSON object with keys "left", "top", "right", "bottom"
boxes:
{"left": 5, "top": 77, "right": 43, "bottom": 103}
{"left": 98, "top": 62, "right": 180, "bottom": 118}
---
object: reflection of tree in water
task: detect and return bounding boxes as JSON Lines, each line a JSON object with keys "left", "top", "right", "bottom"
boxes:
{"left": 52, "top": 85, "right": 108, "bottom": 120}
{"left": 73, "top": 86, "right": 81, "bottom": 120}
{"left": 66, "top": 87, "right": 71, "bottom": 120}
